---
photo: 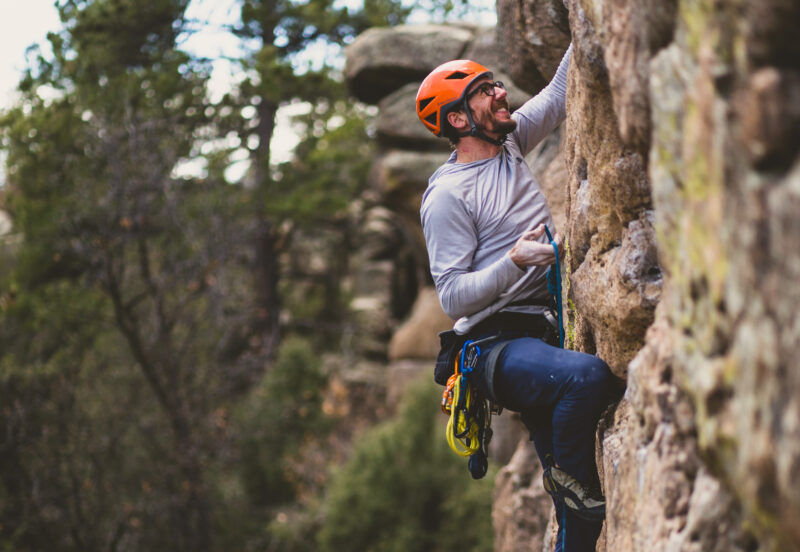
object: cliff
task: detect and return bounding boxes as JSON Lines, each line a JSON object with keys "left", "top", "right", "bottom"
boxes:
{"left": 344, "top": 0, "right": 800, "bottom": 548}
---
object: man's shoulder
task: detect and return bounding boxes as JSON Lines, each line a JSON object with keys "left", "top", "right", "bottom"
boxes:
{"left": 425, "top": 164, "right": 479, "bottom": 201}
{"left": 421, "top": 165, "right": 478, "bottom": 222}
{"left": 430, "top": 167, "right": 474, "bottom": 189}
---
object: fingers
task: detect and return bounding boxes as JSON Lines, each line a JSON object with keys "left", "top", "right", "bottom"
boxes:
{"left": 554, "top": 233, "right": 565, "bottom": 258}
{"left": 510, "top": 236, "right": 557, "bottom": 267}
{"left": 520, "top": 225, "right": 544, "bottom": 241}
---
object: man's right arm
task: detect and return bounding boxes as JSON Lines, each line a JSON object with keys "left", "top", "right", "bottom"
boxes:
{"left": 510, "top": 44, "right": 572, "bottom": 155}
{"left": 421, "top": 186, "right": 526, "bottom": 320}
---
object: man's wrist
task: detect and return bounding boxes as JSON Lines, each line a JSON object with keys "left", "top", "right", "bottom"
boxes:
{"left": 508, "top": 250, "right": 525, "bottom": 270}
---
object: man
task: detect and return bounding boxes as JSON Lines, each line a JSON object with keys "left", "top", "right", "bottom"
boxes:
{"left": 416, "top": 46, "right": 621, "bottom": 551}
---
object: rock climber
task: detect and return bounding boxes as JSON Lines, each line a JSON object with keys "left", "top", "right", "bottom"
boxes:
{"left": 416, "top": 44, "right": 622, "bottom": 551}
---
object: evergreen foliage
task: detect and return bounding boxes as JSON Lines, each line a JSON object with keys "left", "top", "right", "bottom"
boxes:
{"left": 318, "top": 378, "right": 495, "bottom": 552}
{"left": 0, "top": 0, "right": 495, "bottom": 549}
{"left": 237, "top": 336, "right": 330, "bottom": 509}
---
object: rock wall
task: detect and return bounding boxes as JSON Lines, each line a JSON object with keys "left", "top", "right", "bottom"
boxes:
{"left": 346, "top": 1, "right": 800, "bottom": 548}
{"left": 502, "top": 0, "right": 800, "bottom": 550}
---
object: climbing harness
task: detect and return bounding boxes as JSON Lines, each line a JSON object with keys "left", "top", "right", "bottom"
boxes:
{"left": 441, "top": 335, "right": 499, "bottom": 479}
{"left": 544, "top": 225, "right": 565, "bottom": 349}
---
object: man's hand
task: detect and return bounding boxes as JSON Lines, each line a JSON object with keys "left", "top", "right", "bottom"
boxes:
{"left": 509, "top": 224, "right": 562, "bottom": 269}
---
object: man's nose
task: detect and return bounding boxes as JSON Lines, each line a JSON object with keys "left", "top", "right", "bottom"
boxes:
{"left": 494, "top": 85, "right": 507, "bottom": 100}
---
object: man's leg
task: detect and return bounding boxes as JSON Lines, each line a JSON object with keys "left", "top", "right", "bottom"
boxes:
{"left": 493, "top": 337, "right": 617, "bottom": 480}
{"left": 525, "top": 408, "right": 603, "bottom": 552}
{"left": 492, "top": 337, "right": 619, "bottom": 551}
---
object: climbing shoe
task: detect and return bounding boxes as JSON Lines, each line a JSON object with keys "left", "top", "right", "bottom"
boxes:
{"left": 542, "top": 464, "right": 606, "bottom": 521}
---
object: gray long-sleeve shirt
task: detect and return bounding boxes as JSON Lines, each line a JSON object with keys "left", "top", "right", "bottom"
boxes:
{"left": 420, "top": 45, "right": 571, "bottom": 334}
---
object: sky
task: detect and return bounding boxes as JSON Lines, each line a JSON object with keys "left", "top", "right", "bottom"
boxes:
{"left": 0, "top": 0, "right": 248, "bottom": 105}
{"left": 0, "top": 0, "right": 62, "bottom": 107}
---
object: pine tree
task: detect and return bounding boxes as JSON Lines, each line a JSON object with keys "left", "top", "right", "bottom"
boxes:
{"left": 0, "top": 0, "right": 435, "bottom": 549}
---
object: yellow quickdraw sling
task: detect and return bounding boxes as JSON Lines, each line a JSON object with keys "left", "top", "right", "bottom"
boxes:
{"left": 441, "top": 337, "right": 498, "bottom": 478}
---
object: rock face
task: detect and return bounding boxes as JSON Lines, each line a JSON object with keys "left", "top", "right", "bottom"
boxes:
{"left": 565, "top": 0, "right": 800, "bottom": 549}
{"left": 493, "top": 441, "right": 552, "bottom": 552}
{"left": 347, "top": 0, "right": 800, "bottom": 547}
{"left": 496, "top": 0, "right": 572, "bottom": 93}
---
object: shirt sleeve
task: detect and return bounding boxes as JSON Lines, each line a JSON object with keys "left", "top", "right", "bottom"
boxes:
{"left": 509, "top": 43, "right": 572, "bottom": 155}
{"left": 421, "top": 184, "right": 526, "bottom": 320}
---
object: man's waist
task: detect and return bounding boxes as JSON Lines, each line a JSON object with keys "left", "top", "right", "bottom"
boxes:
{"left": 467, "top": 311, "right": 553, "bottom": 339}
{"left": 503, "top": 295, "right": 551, "bottom": 309}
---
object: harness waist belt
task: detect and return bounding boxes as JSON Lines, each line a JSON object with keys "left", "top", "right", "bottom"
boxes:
{"left": 504, "top": 296, "right": 551, "bottom": 308}
{"left": 468, "top": 311, "right": 551, "bottom": 339}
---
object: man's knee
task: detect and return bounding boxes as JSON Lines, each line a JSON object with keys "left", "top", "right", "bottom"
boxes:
{"left": 570, "top": 354, "right": 621, "bottom": 402}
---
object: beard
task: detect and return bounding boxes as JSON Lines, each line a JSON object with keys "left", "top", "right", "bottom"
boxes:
{"left": 479, "top": 100, "right": 517, "bottom": 135}
{"left": 494, "top": 118, "right": 518, "bottom": 134}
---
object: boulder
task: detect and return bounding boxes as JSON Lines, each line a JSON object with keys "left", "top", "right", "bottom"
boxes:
{"left": 495, "top": 0, "right": 571, "bottom": 94}
{"left": 345, "top": 25, "right": 475, "bottom": 104}
{"left": 488, "top": 412, "right": 530, "bottom": 467}
{"left": 387, "top": 286, "right": 452, "bottom": 361}
{"left": 369, "top": 150, "right": 450, "bottom": 277}
{"left": 0, "top": 210, "right": 11, "bottom": 235}
{"left": 376, "top": 83, "right": 450, "bottom": 150}
{"left": 349, "top": 207, "right": 423, "bottom": 358}
{"left": 369, "top": 149, "right": 450, "bottom": 215}
{"left": 492, "top": 440, "right": 552, "bottom": 552}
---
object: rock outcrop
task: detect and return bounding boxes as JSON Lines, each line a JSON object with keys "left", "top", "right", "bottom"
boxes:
{"left": 561, "top": 0, "right": 799, "bottom": 549}
{"left": 346, "top": 0, "right": 800, "bottom": 547}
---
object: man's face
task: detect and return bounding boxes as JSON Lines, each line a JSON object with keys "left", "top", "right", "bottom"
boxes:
{"left": 466, "top": 77, "right": 517, "bottom": 136}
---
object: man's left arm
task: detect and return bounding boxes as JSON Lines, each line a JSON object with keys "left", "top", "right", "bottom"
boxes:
{"left": 509, "top": 44, "right": 572, "bottom": 155}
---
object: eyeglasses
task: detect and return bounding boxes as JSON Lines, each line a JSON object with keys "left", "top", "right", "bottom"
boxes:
{"left": 467, "top": 81, "right": 505, "bottom": 99}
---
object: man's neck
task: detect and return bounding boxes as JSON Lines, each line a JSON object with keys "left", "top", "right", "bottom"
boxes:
{"left": 455, "top": 135, "right": 503, "bottom": 163}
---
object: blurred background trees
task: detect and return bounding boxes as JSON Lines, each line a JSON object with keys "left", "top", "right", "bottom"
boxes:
{"left": 0, "top": 0, "right": 494, "bottom": 550}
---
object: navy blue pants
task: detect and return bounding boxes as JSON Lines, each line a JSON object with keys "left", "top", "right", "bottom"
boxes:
{"left": 473, "top": 334, "right": 621, "bottom": 552}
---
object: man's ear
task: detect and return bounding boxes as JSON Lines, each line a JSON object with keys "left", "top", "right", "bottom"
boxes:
{"left": 447, "top": 109, "right": 468, "bottom": 132}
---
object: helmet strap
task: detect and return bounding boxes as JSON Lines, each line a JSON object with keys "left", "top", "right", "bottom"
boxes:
{"left": 458, "top": 98, "right": 506, "bottom": 146}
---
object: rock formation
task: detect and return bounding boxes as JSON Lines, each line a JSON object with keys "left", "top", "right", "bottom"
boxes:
{"left": 346, "top": 0, "right": 800, "bottom": 547}
{"left": 497, "top": 0, "right": 799, "bottom": 550}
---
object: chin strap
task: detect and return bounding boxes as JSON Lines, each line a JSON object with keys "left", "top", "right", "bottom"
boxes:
{"left": 458, "top": 98, "right": 507, "bottom": 146}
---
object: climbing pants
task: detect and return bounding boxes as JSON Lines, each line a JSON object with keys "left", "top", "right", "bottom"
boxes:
{"left": 470, "top": 320, "right": 621, "bottom": 552}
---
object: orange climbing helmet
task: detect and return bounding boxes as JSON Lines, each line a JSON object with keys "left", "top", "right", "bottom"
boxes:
{"left": 416, "top": 60, "right": 492, "bottom": 137}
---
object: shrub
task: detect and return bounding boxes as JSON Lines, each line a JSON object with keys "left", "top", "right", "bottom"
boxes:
{"left": 318, "top": 376, "right": 495, "bottom": 552}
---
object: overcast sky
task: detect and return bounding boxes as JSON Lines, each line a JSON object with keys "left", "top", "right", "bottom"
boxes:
{"left": 0, "top": 0, "right": 62, "bottom": 106}
{"left": 0, "top": 0, "right": 246, "bottom": 107}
